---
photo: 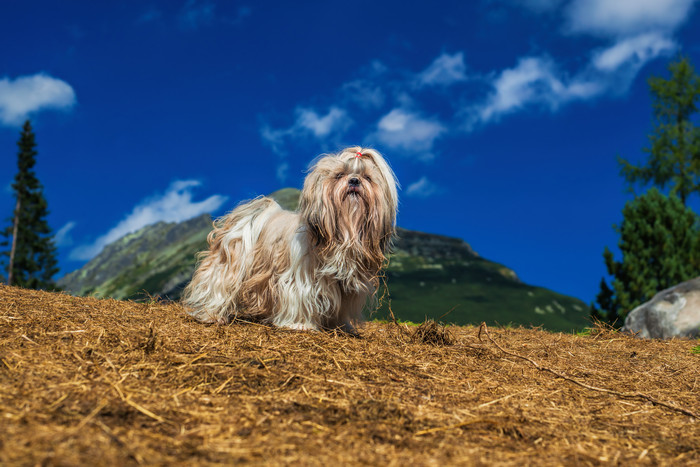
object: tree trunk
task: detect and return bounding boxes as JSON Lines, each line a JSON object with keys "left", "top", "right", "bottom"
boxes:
{"left": 7, "top": 197, "right": 20, "bottom": 285}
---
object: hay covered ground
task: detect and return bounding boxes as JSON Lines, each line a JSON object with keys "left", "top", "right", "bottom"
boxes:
{"left": 1, "top": 285, "right": 698, "bottom": 465}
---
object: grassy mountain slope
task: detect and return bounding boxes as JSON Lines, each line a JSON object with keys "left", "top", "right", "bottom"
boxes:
{"left": 58, "top": 214, "right": 211, "bottom": 300}
{"left": 377, "top": 228, "right": 587, "bottom": 331}
{"left": 58, "top": 189, "right": 590, "bottom": 331}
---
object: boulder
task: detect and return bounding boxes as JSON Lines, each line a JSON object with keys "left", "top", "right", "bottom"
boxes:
{"left": 622, "top": 277, "right": 700, "bottom": 339}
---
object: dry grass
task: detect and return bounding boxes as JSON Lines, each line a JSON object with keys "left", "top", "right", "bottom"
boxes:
{"left": 1, "top": 284, "right": 699, "bottom": 466}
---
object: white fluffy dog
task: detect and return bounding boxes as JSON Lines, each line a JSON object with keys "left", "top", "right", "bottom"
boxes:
{"left": 182, "top": 147, "right": 398, "bottom": 332}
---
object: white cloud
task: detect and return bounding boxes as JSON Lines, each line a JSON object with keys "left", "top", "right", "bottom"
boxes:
{"left": 416, "top": 52, "right": 468, "bottom": 87}
{"left": 341, "top": 79, "right": 385, "bottom": 110}
{"left": 0, "top": 73, "right": 76, "bottom": 126}
{"left": 54, "top": 221, "right": 76, "bottom": 247}
{"left": 368, "top": 108, "right": 446, "bottom": 160}
{"left": 70, "top": 180, "right": 227, "bottom": 261}
{"left": 296, "top": 107, "right": 351, "bottom": 138}
{"left": 479, "top": 57, "right": 555, "bottom": 121}
{"left": 467, "top": 34, "right": 676, "bottom": 128}
{"left": 592, "top": 32, "right": 676, "bottom": 72}
{"left": 260, "top": 106, "right": 352, "bottom": 155}
{"left": 467, "top": 0, "right": 690, "bottom": 128}
{"left": 565, "top": 0, "right": 697, "bottom": 38}
{"left": 276, "top": 162, "right": 289, "bottom": 184}
{"left": 474, "top": 57, "right": 602, "bottom": 124}
{"left": 259, "top": 124, "right": 286, "bottom": 156}
{"left": 256, "top": 1, "right": 697, "bottom": 157}
{"left": 405, "top": 176, "right": 441, "bottom": 198}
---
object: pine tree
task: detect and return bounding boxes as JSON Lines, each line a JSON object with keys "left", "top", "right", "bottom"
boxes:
{"left": 593, "top": 188, "right": 699, "bottom": 324}
{"left": 1, "top": 120, "right": 59, "bottom": 289}
{"left": 619, "top": 56, "right": 700, "bottom": 205}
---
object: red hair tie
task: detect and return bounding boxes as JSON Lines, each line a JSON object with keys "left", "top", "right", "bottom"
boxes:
{"left": 355, "top": 151, "right": 362, "bottom": 158}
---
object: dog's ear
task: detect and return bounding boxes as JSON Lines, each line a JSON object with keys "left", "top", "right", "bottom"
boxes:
{"left": 299, "top": 164, "right": 333, "bottom": 246}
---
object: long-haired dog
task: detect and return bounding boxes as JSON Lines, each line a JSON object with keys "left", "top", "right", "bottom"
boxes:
{"left": 182, "top": 147, "right": 398, "bottom": 332}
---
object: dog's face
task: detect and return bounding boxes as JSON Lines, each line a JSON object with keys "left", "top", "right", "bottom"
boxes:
{"left": 299, "top": 147, "right": 398, "bottom": 262}
{"left": 332, "top": 155, "right": 384, "bottom": 203}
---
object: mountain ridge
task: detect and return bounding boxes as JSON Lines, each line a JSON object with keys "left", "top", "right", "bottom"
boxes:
{"left": 58, "top": 188, "right": 589, "bottom": 331}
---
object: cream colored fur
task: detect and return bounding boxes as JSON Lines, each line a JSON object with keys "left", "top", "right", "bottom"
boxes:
{"left": 182, "top": 147, "right": 398, "bottom": 332}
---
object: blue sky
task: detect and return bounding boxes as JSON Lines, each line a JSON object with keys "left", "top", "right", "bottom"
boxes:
{"left": 1, "top": 0, "right": 699, "bottom": 305}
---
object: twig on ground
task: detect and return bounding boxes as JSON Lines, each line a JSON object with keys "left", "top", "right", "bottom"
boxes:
{"left": 415, "top": 418, "right": 498, "bottom": 436}
{"left": 478, "top": 322, "right": 699, "bottom": 419}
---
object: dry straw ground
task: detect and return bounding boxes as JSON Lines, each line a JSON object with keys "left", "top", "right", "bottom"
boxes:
{"left": 1, "top": 285, "right": 699, "bottom": 465}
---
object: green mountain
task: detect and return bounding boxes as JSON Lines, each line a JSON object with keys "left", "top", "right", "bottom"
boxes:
{"left": 58, "top": 214, "right": 211, "bottom": 300}
{"left": 58, "top": 188, "right": 590, "bottom": 331}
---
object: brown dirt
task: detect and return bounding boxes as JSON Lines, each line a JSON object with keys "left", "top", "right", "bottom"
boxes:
{"left": 1, "top": 284, "right": 699, "bottom": 466}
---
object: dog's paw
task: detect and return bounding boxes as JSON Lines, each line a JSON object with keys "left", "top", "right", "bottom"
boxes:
{"left": 338, "top": 321, "right": 358, "bottom": 336}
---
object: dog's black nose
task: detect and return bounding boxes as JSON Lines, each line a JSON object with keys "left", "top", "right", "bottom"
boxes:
{"left": 349, "top": 177, "right": 360, "bottom": 186}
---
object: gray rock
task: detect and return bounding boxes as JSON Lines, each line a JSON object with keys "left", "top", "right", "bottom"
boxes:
{"left": 622, "top": 277, "right": 700, "bottom": 339}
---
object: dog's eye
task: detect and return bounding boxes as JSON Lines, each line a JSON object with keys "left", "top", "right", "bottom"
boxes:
{"left": 335, "top": 173, "right": 344, "bottom": 180}
{"left": 364, "top": 175, "right": 372, "bottom": 183}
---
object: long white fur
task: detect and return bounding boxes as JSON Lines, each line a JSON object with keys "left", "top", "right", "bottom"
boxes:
{"left": 182, "top": 147, "right": 398, "bottom": 332}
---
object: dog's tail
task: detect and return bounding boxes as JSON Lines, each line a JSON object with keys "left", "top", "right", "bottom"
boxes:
{"left": 181, "top": 197, "right": 282, "bottom": 323}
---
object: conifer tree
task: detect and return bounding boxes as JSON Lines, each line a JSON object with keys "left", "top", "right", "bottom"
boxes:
{"left": 619, "top": 56, "right": 700, "bottom": 205}
{"left": 593, "top": 188, "right": 699, "bottom": 324}
{"left": 1, "top": 120, "right": 59, "bottom": 289}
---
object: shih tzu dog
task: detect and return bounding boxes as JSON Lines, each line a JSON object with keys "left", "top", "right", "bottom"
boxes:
{"left": 182, "top": 147, "right": 398, "bottom": 332}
